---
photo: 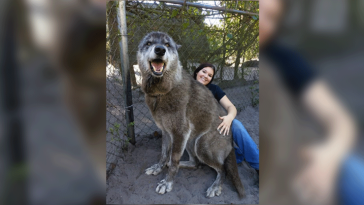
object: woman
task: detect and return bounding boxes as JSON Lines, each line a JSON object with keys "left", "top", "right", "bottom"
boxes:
{"left": 260, "top": 0, "right": 359, "bottom": 204}
{"left": 193, "top": 63, "right": 259, "bottom": 173}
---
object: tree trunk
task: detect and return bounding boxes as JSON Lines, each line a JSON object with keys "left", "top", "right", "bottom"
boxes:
{"left": 242, "top": 55, "right": 245, "bottom": 79}
{"left": 234, "top": 15, "right": 243, "bottom": 80}
{"left": 220, "top": 31, "right": 226, "bottom": 81}
{"left": 234, "top": 48, "right": 243, "bottom": 79}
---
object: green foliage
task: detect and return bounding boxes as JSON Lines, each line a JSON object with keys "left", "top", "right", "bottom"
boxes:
{"left": 109, "top": 127, "right": 115, "bottom": 135}
{"left": 107, "top": 1, "right": 259, "bottom": 78}
{"left": 171, "top": 10, "right": 178, "bottom": 17}
{"left": 182, "top": 22, "right": 190, "bottom": 29}
{"left": 108, "top": 122, "right": 134, "bottom": 147}
{"left": 122, "top": 137, "right": 132, "bottom": 151}
{"left": 109, "top": 123, "right": 122, "bottom": 141}
{"left": 114, "top": 123, "right": 121, "bottom": 130}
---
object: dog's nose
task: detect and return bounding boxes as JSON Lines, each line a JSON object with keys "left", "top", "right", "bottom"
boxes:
{"left": 154, "top": 45, "right": 166, "bottom": 56}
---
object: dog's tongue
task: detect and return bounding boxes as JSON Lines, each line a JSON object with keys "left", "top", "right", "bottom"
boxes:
{"left": 151, "top": 62, "right": 164, "bottom": 72}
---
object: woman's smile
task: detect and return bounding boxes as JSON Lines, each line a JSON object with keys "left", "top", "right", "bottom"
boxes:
{"left": 199, "top": 76, "right": 209, "bottom": 84}
{"left": 196, "top": 67, "right": 214, "bottom": 86}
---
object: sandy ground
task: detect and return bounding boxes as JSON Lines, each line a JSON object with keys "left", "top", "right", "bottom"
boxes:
{"left": 106, "top": 106, "right": 259, "bottom": 204}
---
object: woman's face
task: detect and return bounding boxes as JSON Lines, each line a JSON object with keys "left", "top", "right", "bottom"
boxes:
{"left": 196, "top": 67, "right": 214, "bottom": 86}
{"left": 260, "top": 0, "right": 283, "bottom": 47}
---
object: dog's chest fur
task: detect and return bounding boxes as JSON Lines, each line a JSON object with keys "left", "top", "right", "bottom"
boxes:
{"left": 144, "top": 81, "right": 188, "bottom": 114}
{"left": 142, "top": 74, "right": 173, "bottom": 96}
{"left": 142, "top": 73, "right": 191, "bottom": 125}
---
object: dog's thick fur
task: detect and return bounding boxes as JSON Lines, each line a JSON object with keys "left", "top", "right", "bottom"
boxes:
{"left": 137, "top": 32, "right": 244, "bottom": 198}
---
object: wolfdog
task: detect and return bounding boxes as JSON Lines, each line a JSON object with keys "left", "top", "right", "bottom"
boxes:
{"left": 137, "top": 32, "right": 244, "bottom": 198}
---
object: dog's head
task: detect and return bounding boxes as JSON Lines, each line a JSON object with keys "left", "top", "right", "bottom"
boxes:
{"left": 137, "top": 32, "right": 181, "bottom": 78}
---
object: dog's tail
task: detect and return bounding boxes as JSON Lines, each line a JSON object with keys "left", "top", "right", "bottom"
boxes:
{"left": 224, "top": 149, "right": 245, "bottom": 198}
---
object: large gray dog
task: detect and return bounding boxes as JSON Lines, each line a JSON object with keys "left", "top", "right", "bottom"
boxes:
{"left": 137, "top": 32, "right": 244, "bottom": 198}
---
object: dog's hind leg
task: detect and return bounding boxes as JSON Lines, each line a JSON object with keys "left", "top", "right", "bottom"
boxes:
{"left": 145, "top": 130, "right": 171, "bottom": 175}
{"left": 205, "top": 165, "right": 225, "bottom": 197}
{"left": 195, "top": 137, "right": 226, "bottom": 197}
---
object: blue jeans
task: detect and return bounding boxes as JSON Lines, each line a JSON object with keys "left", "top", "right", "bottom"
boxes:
{"left": 231, "top": 119, "right": 259, "bottom": 170}
{"left": 338, "top": 154, "right": 364, "bottom": 205}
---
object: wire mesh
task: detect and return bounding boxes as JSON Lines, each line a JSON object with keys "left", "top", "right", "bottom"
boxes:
{"left": 106, "top": 0, "right": 259, "bottom": 176}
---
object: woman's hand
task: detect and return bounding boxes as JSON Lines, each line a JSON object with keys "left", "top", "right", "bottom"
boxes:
{"left": 293, "top": 143, "right": 343, "bottom": 205}
{"left": 217, "top": 96, "right": 237, "bottom": 136}
{"left": 217, "top": 115, "right": 234, "bottom": 136}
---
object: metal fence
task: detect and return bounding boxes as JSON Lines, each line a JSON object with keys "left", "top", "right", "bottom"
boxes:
{"left": 106, "top": 0, "right": 259, "bottom": 177}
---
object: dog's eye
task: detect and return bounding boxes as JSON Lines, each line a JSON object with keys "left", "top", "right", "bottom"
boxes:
{"left": 146, "top": 42, "right": 151, "bottom": 46}
{"left": 165, "top": 43, "right": 170, "bottom": 47}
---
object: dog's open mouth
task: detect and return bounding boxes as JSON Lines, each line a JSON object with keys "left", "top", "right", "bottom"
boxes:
{"left": 150, "top": 59, "right": 165, "bottom": 76}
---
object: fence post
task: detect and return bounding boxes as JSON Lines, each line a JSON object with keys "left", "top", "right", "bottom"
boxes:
{"left": 118, "top": 1, "right": 135, "bottom": 145}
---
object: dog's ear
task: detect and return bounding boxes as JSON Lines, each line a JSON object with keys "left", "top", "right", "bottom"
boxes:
{"left": 176, "top": 44, "right": 182, "bottom": 50}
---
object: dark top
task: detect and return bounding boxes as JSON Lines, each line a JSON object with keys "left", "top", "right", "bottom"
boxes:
{"left": 261, "top": 41, "right": 317, "bottom": 96}
{"left": 207, "top": 83, "right": 226, "bottom": 102}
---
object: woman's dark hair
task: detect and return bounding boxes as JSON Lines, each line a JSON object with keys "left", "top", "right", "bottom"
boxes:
{"left": 193, "top": 63, "right": 216, "bottom": 86}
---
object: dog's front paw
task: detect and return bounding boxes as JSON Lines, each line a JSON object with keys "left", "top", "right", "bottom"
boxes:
{"left": 145, "top": 164, "right": 163, "bottom": 175}
{"left": 156, "top": 179, "right": 173, "bottom": 194}
{"left": 206, "top": 185, "right": 222, "bottom": 198}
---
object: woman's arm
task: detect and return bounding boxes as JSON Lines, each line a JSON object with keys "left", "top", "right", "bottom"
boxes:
{"left": 294, "top": 79, "right": 357, "bottom": 204}
{"left": 302, "top": 80, "right": 356, "bottom": 161}
{"left": 217, "top": 95, "right": 237, "bottom": 136}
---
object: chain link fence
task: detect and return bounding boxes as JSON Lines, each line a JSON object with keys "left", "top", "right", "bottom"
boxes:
{"left": 106, "top": 0, "right": 259, "bottom": 177}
